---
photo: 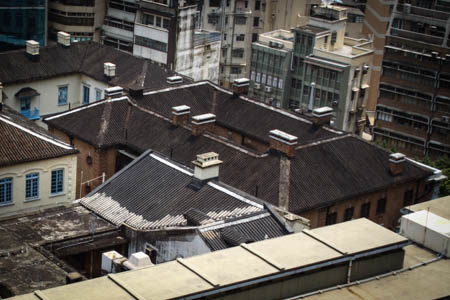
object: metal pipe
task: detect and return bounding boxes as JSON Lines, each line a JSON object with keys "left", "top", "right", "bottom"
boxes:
{"left": 346, "top": 259, "right": 352, "bottom": 283}
{"left": 308, "top": 82, "right": 316, "bottom": 111}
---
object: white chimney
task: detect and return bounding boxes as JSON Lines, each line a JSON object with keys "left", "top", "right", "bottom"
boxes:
{"left": 192, "top": 152, "right": 222, "bottom": 182}
{"left": 26, "top": 40, "right": 40, "bottom": 59}
{"left": 104, "top": 86, "right": 123, "bottom": 98}
{"left": 57, "top": 31, "right": 71, "bottom": 47}
{"left": 104, "top": 62, "right": 116, "bottom": 80}
{"left": 167, "top": 75, "right": 183, "bottom": 84}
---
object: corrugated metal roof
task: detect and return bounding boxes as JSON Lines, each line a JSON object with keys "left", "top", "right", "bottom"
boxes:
{"left": 81, "top": 151, "right": 264, "bottom": 230}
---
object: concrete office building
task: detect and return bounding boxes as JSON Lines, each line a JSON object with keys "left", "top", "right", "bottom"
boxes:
{"left": 249, "top": 5, "right": 374, "bottom": 134}
{"left": 0, "top": 0, "right": 47, "bottom": 52}
{"left": 48, "top": 0, "right": 106, "bottom": 42}
{"left": 373, "top": 0, "right": 450, "bottom": 157}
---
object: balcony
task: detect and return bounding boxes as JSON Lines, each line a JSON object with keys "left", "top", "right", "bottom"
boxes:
{"left": 378, "top": 97, "right": 432, "bottom": 116}
{"left": 21, "top": 108, "right": 40, "bottom": 120}
{"left": 375, "top": 119, "right": 428, "bottom": 140}
{"left": 396, "top": 4, "right": 450, "bottom": 21}
{"left": 390, "top": 28, "right": 444, "bottom": 46}
{"left": 430, "top": 132, "right": 450, "bottom": 145}
{"left": 380, "top": 75, "right": 435, "bottom": 94}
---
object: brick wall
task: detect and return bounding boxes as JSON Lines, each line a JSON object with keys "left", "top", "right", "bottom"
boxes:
{"left": 299, "top": 180, "right": 433, "bottom": 230}
{"left": 49, "top": 128, "right": 118, "bottom": 199}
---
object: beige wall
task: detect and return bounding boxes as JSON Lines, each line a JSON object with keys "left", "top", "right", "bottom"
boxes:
{"left": 3, "top": 74, "right": 109, "bottom": 118}
{"left": 0, "top": 155, "right": 77, "bottom": 218}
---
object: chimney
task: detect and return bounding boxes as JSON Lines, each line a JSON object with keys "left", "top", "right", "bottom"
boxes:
{"left": 389, "top": 153, "right": 406, "bottom": 176}
{"left": 191, "top": 113, "right": 216, "bottom": 136}
{"left": 57, "top": 31, "right": 71, "bottom": 47}
{"left": 104, "top": 86, "right": 123, "bottom": 99}
{"left": 26, "top": 40, "right": 40, "bottom": 61}
{"left": 232, "top": 78, "right": 250, "bottom": 97}
{"left": 192, "top": 152, "right": 222, "bottom": 184}
{"left": 312, "top": 107, "right": 333, "bottom": 126}
{"left": 104, "top": 62, "right": 116, "bottom": 81}
{"left": 269, "top": 129, "right": 298, "bottom": 158}
{"left": 167, "top": 75, "right": 183, "bottom": 84}
{"left": 172, "top": 105, "right": 191, "bottom": 126}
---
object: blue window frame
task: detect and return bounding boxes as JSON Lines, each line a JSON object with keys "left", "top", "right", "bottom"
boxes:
{"left": 0, "top": 178, "right": 12, "bottom": 205}
{"left": 96, "top": 89, "right": 102, "bottom": 101}
{"left": 83, "top": 85, "right": 90, "bottom": 104}
{"left": 58, "top": 86, "right": 68, "bottom": 105}
{"left": 51, "top": 169, "right": 64, "bottom": 195}
{"left": 25, "top": 173, "right": 39, "bottom": 200}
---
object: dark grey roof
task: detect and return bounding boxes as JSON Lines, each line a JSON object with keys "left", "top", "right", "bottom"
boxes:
{"left": 0, "top": 105, "right": 78, "bottom": 167}
{"left": 81, "top": 150, "right": 264, "bottom": 230}
{"left": 0, "top": 41, "right": 191, "bottom": 90}
{"left": 199, "top": 210, "right": 290, "bottom": 251}
{"left": 46, "top": 95, "right": 433, "bottom": 215}
{"left": 136, "top": 82, "right": 339, "bottom": 145}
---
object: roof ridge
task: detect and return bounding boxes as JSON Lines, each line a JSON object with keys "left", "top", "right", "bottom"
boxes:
{"left": 295, "top": 134, "right": 352, "bottom": 150}
{"left": 0, "top": 115, "right": 74, "bottom": 150}
{"left": 96, "top": 101, "right": 113, "bottom": 146}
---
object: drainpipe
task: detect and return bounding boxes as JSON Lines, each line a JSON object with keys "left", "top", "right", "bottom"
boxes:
{"left": 308, "top": 82, "right": 316, "bottom": 111}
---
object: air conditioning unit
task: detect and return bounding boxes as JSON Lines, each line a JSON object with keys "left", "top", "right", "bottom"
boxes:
{"left": 403, "top": 3, "right": 411, "bottom": 14}
{"left": 265, "top": 86, "right": 271, "bottom": 92}
{"left": 442, "top": 115, "right": 450, "bottom": 123}
{"left": 269, "top": 41, "right": 284, "bottom": 49}
{"left": 254, "top": 83, "right": 261, "bottom": 90}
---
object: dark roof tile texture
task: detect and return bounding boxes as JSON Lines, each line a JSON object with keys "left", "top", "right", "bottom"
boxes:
{"left": 0, "top": 106, "right": 77, "bottom": 167}
{"left": 200, "top": 211, "right": 289, "bottom": 251}
{"left": 81, "top": 152, "right": 263, "bottom": 230}
{"left": 0, "top": 42, "right": 191, "bottom": 90}
{"left": 47, "top": 97, "right": 432, "bottom": 214}
{"left": 136, "top": 83, "right": 338, "bottom": 144}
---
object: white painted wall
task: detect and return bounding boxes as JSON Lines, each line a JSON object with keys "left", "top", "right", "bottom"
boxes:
{"left": 155, "top": 233, "right": 212, "bottom": 263}
{"left": 0, "top": 154, "right": 77, "bottom": 218}
{"left": 133, "top": 23, "right": 168, "bottom": 64}
{"left": 3, "top": 74, "right": 110, "bottom": 119}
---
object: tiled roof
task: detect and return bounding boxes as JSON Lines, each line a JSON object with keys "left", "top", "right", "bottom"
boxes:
{"left": 0, "top": 41, "right": 191, "bottom": 90}
{"left": 81, "top": 151, "right": 264, "bottom": 230}
{"left": 46, "top": 96, "right": 433, "bottom": 214}
{"left": 199, "top": 211, "right": 290, "bottom": 251}
{"left": 0, "top": 106, "right": 77, "bottom": 167}
{"left": 136, "top": 82, "right": 339, "bottom": 145}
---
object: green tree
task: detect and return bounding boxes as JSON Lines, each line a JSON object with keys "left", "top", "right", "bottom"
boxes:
{"left": 417, "top": 156, "right": 450, "bottom": 197}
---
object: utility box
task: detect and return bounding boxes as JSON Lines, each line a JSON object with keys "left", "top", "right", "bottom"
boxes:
{"left": 101, "top": 250, "right": 125, "bottom": 274}
{"left": 400, "top": 210, "right": 450, "bottom": 257}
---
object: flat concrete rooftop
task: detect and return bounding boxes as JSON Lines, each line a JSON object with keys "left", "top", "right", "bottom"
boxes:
{"left": 10, "top": 218, "right": 410, "bottom": 300}
{"left": 407, "top": 196, "right": 450, "bottom": 220}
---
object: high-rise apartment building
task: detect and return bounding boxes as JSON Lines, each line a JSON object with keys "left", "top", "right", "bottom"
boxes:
{"left": 248, "top": 5, "right": 374, "bottom": 134}
{"left": 362, "top": 0, "right": 393, "bottom": 112}
{"left": 0, "top": 0, "right": 47, "bottom": 51}
{"left": 373, "top": 0, "right": 450, "bottom": 157}
{"left": 48, "top": 0, "right": 106, "bottom": 42}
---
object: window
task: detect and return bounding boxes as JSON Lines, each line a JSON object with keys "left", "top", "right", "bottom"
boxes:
{"left": 83, "top": 85, "right": 90, "bottom": 104}
{"left": 253, "top": 17, "right": 259, "bottom": 27}
{"left": 360, "top": 202, "right": 371, "bottom": 218}
{"left": 377, "top": 197, "right": 387, "bottom": 214}
{"left": 403, "top": 189, "right": 413, "bottom": 206}
{"left": 232, "top": 48, "right": 244, "bottom": 58}
{"left": 326, "top": 212, "right": 337, "bottom": 225}
{"left": 278, "top": 79, "right": 284, "bottom": 89}
{"left": 0, "top": 178, "right": 12, "bottom": 205}
{"left": 255, "top": 0, "right": 260, "bottom": 10}
{"left": 51, "top": 169, "right": 64, "bottom": 195}
{"left": 58, "top": 86, "right": 68, "bottom": 105}
{"left": 231, "top": 66, "right": 241, "bottom": 74}
{"left": 25, "top": 173, "right": 39, "bottom": 201}
{"left": 96, "top": 89, "right": 102, "bottom": 101}
{"left": 344, "top": 207, "right": 354, "bottom": 221}
{"left": 135, "top": 35, "right": 168, "bottom": 52}
{"left": 252, "top": 33, "right": 258, "bottom": 42}
{"left": 236, "top": 34, "right": 245, "bottom": 41}
{"left": 235, "top": 16, "right": 246, "bottom": 25}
